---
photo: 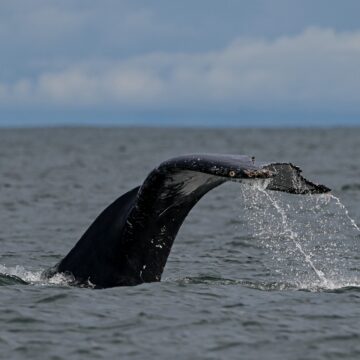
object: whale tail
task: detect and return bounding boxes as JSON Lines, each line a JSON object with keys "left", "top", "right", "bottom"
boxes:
{"left": 45, "top": 154, "right": 330, "bottom": 288}
{"left": 264, "top": 163, "right": 330, "bottom": 194}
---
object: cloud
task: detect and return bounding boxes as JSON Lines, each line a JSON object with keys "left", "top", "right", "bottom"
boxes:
{"left": 1, "top": 27, "right": 360, "bottom": 114}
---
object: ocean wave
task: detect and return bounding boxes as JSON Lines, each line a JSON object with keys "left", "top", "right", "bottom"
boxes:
{"left": 170, "top": 275, "right": 360, "bottom": 293}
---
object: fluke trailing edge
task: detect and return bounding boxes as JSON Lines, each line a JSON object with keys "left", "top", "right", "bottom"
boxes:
{"left": 44, "top": 154, "right": 330, "bottom": 288}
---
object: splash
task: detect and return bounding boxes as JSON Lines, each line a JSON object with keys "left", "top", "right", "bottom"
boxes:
{"left": 238, "top": 183, "right": 360, "bottom": 291}
{"left": 327, "top": 194, "right": 360, "bottom": 232}
{"left": 259, "top": 189, "right": 329, "bottom": 285}
{"left": 0, "top": 264, "right": 73, "bottom": 287}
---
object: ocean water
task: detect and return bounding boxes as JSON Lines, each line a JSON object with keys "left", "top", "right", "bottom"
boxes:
{"left": 0, "top": 127, "right": 359, "bottom": 360}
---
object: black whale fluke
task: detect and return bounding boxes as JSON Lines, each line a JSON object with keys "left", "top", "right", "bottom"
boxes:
{"left": 44, "top": 154, "right": 330, "bottom": 288}
{"left": 263, "top": 163, "right": 331, "bottom": 194}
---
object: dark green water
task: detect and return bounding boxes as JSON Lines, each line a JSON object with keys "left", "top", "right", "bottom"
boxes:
{"left": 0, "top": 128, "right": 359, "bottom": 359}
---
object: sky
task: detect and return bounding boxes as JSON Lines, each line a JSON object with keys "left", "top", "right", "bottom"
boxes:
{"left": 1, "top": 0, "right": 360, "bottom": 127}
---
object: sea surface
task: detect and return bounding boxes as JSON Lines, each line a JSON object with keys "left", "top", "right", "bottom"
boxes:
{"left": 0, "top": 127, "right": 359, "bottom": 360}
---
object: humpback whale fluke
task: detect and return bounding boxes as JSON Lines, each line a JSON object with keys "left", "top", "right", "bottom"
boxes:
{"left": 44, "top": 154, "right": 330, "bottom": 288}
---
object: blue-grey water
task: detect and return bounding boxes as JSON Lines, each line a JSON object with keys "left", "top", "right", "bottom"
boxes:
{"left": 0, "top": 127, "right": 359, "bottom": 359}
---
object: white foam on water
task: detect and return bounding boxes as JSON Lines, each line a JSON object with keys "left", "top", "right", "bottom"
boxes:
{"left": 0, "top": 264, "right": 73, "bottom": 286}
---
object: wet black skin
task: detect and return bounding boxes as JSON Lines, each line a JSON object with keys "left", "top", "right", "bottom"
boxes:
{"left": 44, "top": 154, "right": 330, "bottom": 288}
